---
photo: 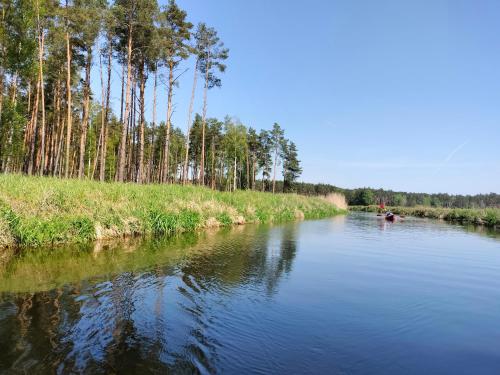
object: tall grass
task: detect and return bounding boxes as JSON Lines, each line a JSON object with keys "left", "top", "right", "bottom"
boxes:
{"left": 0, "top": 174, "right": 345, "bottom": 248}
{"left": 323, "top": 193, "right": 348, "bottom": 210}
{"left": 350, "top": 205, "right": 500, "bottom": 227}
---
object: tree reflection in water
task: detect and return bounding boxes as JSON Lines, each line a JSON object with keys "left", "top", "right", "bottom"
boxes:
{"left": 0, "top": 222, "right": 300, "bottom": 374}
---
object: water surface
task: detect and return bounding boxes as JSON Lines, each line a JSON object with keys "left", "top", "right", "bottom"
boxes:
{"left": 1, "top": 213, "right": 500, "bottom": 374}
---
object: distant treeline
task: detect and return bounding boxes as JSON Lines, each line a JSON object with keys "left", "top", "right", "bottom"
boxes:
{"left": 281, "top": 182, "right": 500, "bottom": 209}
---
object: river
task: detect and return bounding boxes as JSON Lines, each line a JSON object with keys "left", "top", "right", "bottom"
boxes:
{"left": 1, "top": 213, "right": 500, "bottom": 374}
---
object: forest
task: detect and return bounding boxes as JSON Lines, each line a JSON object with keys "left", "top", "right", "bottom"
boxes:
{"left": 288, "top": 182, "right": 500, "bottom": 209}
{"left": 0, "top": 0, "right": 302, "bottom": 192}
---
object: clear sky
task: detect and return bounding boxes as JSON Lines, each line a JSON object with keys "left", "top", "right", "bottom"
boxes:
{"left": 93, "top": 0, "right": 500, "bottom": 195}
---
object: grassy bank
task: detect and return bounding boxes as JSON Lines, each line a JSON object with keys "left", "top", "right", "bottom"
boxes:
{"left": 0, "top": 174, "right": 344, "bottom": 248}
{"left": 350, "top": 205, "right": 500, "bottom": 227}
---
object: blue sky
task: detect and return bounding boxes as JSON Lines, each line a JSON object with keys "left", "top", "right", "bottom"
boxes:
{"left": 92, "top": 0, "right": 500, "bottom": 194}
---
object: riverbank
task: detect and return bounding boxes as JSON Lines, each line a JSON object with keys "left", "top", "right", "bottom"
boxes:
{"left": 350, "top": 205, "right": 500, "bottom": 227}
{"left": 0, "top": 174, "right": 344, "bottom": 249}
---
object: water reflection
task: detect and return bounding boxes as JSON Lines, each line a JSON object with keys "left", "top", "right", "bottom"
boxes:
{"left": 0, "top": 223, "right": 299, "bottom": 374}
{"left": 327, "top": 214, "right": 347, "bottom": 233}
{"left": 1, "top": 215, "right": 500, "bottom": 374}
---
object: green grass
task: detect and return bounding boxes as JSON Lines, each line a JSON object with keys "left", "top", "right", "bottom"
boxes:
{"left": 350, "top": 205, "right": 500, "bottom": 227}
{"left": 0, "top": 174, "right": 344, "bottom": 248}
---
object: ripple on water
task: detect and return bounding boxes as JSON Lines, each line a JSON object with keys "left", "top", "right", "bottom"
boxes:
{"left": 1, "top": 214, "right": 500, "bottom": 374}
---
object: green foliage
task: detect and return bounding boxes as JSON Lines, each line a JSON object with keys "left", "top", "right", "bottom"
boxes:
{"left": 392, "top": 193, "right": 407, "bottom": 206}
{"left": 282, "top": 141, "right": 302, "bottom": 192}
{"left": 484, "top": 210, "right": 500, "bottom": 226}
{"left": 178, "top": 210, "right": 201, "bottom": 231}
{"left": 71, "top": 217, "right": 95, "bottom": 241}
{"left": 1, "top": 0, "right": 38, "bottom": 77}
{"left": 255, "top": 209, "right": 269, "bottom": 223}
{"left": 216, "top": 212, "right": 232, "bottom": 226}
{"left": 195, "top": 22, "right": 229, "bottom": 88}
{"left": 149, "top": 211, "right": 179, "bottom": 234}
{"left": 352, "top": 189, "right": 375, "bottom": 206}
{"left": 0, "top": 0, "right": 308, "bottom": 197}
{"left": 0, "top": 204, "right": 21, "bottom": 241}
{"left": 0, "top": 174, "right": 344, "bottom": 248}
{"left": 158, "top": 0, "right": 192, "bottom": 67}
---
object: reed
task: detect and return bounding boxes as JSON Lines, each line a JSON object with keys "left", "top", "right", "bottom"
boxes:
{"left": 323, "top": 193, "right": 348, "bottom": 210}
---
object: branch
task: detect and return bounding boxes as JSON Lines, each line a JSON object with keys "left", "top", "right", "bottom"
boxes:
{"left": 173, "top": 68, "right": 189, "bottom": 84}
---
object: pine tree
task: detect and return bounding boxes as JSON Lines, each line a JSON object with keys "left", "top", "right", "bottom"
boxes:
{"left": 247, "top": 127, "right": 259, "bottom": 189}
{"left": 282, "top": 141, "right": 302, "bottom": 192}
{"left": 0, "top": 0, "right": 305, "bottom": 194}
{"left": 257, "top": 130, "right": 272, "bottom": 191}
{"left": 112, "top": 0, "right": 140, "bottom": 182}
{"left": 1, "top": 0, "right": 37, "bottom": 173}
{"left": 158, "top": 0, "right": 191, "bottom": 183}
{"left": 75, "top": 0, "right": 106, "bottom": 179}
{"left": 270, "top": 123, "right": 284, "bottom": 193}
{"left": 129, "top": 0, "right": 157, "bottom": 183}
{"left": 195, "top": 23, "right": 228, "bottom": 185}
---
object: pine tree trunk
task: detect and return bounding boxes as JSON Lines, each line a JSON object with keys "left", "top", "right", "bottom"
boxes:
{"left": 64, "top": 28, "right": 72, "bottom": 179}
{"left": 252, "top": 159, "right": 256, "bottom": 190}
{"left": 173, "top": 151, "right": 178, "bottom": 183}
{"left": 54, "top": 116, "right": 65, "bottom": 177}
{"left": 127, "top": 81, "right": 135, "bottom": 181}
{"left": 233, "top": 156, "right": 237, "bottom": 192}
{"left": 120, "top": 63, "right": 125, "bottom": 123}
{"left": 200, "top": 53, "right": 210, "bottom": 186}
{"left": 92, "top": 128, "right": 101, "bottom": 179}
{"left": 183, "top": 59, "right": 198, "bottom": 184}
{"left": 4, "top": 73, "right": 17, "bottom": 172}
{"left": 3, "top": 74, "right": 17, "bottom": 173}
{"left": 0, "top": 70, "right": 3, "bottom": 169}
{"left": 117, "top": 23, "right": 133, "bottom": 182}
{"left": 148, "top": 65, "right": 157, "bottom": 183}
{"left": 10, "top": 72, "right": 17, "bottom": 104}
{"left": 38, "top": 29, "right": 46, "bottom": 176}
{"left": 49, "top": 79, "right": 61, "bottom": 174}
{"left": 27, "top": 71, "right": 40, "bottom": 176}
{"left": 131, "top": 80, "right": 137, "bottom": 181}
{"left": 272, "top": 148, "right": 278, "bottom": 194}
{"left": 211, "top": 140, "right": 215, "bottom": 189}
{"left": 99, "top": 38, "right": 112, "bottom": 182}
{"left": 245, "top": 150, "right": 249, "bottom": 189}
{"left": 26, "top": 80, "right": 30, "bottom": 113}
{"left": 93, "top": 52, "right": 107, "bottom": 180}
{"left": 162, "top": 63, "right": 174, "bottom": 183}
{"left": 0, "top": 69, "right": 3, "bottom": 122}
{"left": 78, "top": 50, "right": 91, "bottom": 179}
{"left": 137, "top": 62, "right": 146, "bottom": 183}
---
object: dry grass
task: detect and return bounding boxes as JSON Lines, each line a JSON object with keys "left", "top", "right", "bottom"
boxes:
{"left": 0, "top": 217, "right": 14, "bottom": 248}
{"left": 323, "top": 193, "right": 348, "bottom": 210}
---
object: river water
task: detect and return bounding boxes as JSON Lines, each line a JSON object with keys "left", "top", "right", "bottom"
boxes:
{"left": 1, "top": 213, "right": 500, "bottom": 374}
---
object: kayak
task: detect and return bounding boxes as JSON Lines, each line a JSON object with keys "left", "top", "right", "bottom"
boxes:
{"left": 385, "top": 213, "right": 395, "bottom": 222}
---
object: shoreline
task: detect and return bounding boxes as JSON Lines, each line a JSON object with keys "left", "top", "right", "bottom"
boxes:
{"left": 349, "top": 205, "right": 500, "bottom": 228}
{"left": 0, "top": 174, "right": 345, "bottom": 250}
